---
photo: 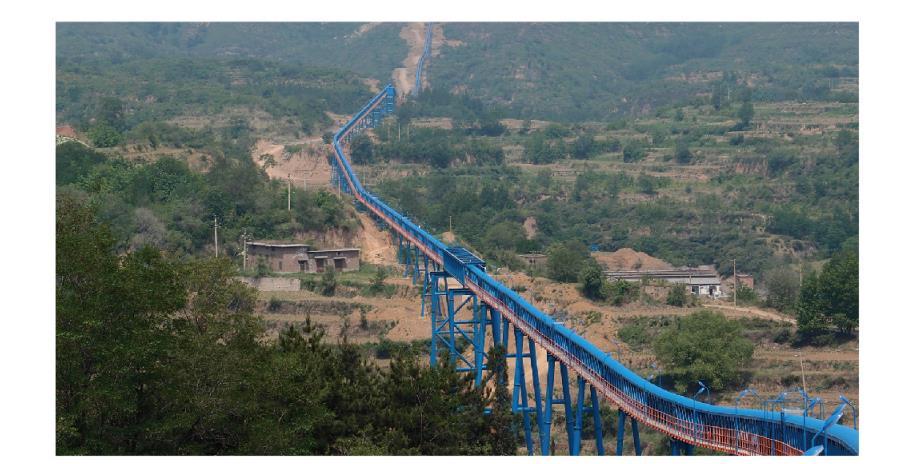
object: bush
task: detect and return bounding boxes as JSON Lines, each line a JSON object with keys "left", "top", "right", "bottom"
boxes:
{"left": 618, "top": 321, "right": 651, "bottom": 349}
{"left": 764, "top": 268, "right": 800, "bottom": 313}
{"left": 623, "top": 141, "right": 646, "bottom": 162}
{"left": 653, "top": 310, "right": 754, "bottom": 392}
{"left": 368, "top": 266, "right": 388, "bottom": 295}
{"left": 88, "top": 123, "right": 123, "bottom": 148}
{"left": 608, "top": 279, "right": 639, "bottom": 306}
{"left": 666, "top": 285, "right": 687, "bottom": 307}
{"left": 674, "top": 139, "right": 693, "bottom": 164}
{"left": 547, "top": 241, "right": 589, "bottom": 283}
{"left": 578, "top": 261, "right": 607, "bottom": 300}
{"left": 735, "top": 284, "right": 758, "bottom": 305}
{"left": 318, "top": 266, "right": 337, "bottom": 296}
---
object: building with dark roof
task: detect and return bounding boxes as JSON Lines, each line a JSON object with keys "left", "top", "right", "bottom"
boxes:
{"left": 245, "top": 242, "right": 360, "bottom": 274}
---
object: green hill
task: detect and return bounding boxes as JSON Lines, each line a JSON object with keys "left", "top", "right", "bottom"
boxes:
{"left": 429, "top": 23, "right": 858, "bottom": 121}
{"left": 57, "top": 22, "right": 408, "bottom": 82}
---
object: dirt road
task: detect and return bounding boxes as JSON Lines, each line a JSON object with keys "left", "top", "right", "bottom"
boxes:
{"left": 702, "top": 303, "right": 797, "bottom": 325}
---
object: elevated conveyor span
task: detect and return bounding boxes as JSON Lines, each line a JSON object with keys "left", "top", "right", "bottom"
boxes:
{"left": 329, "top": 84, "right": 858, "bottom": 456}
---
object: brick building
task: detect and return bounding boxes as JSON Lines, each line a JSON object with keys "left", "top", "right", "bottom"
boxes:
{"left": 245, "top": 242, "right": 360, "bottom": 274}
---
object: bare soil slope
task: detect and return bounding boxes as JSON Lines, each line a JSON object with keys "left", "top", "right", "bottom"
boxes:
{"left": 592, "top": 248, "right": 673, "bottom": 271}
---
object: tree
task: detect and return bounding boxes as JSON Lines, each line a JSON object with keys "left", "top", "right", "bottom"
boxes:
{"left": 735, "top": 284, "right": 758, "bottom": 305}
{"left": 666, "top": 285, "right": 687, "bottom": 307}
{"left": 737, "top": 101, "right": 755, "bottom": 129}
{"left": 764, "top": 268, "right": 800, "bottom": 313}
{"left": 350, "top": 134, "right": 374, "bottom": 164}
{"left": 96, "top": 96, "right": 126, "bottom": 131}
{"left": 637, "top": 173, "right": 657, "bottom": 195}
{"left": 369, "top": 266, "right": 387, "bottom": 295}
{"left": 484, "top": 221, "right": 525, "bottom": 252}
{"left": 674, "top": 108, "right": 685, "bottom": 121}
{"left": 578, "top": 260, "right": 607, "bottom": 300}
{"left": 547, "top": 241, "right": 589, "bottom": 283}
{"left": 674, "top": 138, "right": 693, "bottom": 164}
{"left": 653, "top": 311, "right": 754, "bottom": 392}
{"left": 797, "top": 249, "right": 858, "bottom": 336}
{"left": 88, "top": 123, "right": 123, "bottom": 148}
{"left": 319, "top": 266, "right": 337, "bottom": 296}
{"left": 607, "top": 279, "right": 639, "bottom": 306}
{"left": 571, "top": 134, "right": 596, "bottom": 159}
{"left": 711, "top": 83, "right": 726, "bottom": 110}
{"left": 622, "top": 141, "right": 645, "bottom": 163}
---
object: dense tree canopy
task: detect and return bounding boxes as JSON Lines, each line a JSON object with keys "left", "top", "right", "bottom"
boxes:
{"left": 797, "top": 249, "right": 858, "bottom": 337}
{"left": 653, "top": 311, "right": 754, "bottom": 392}
{"left": 56, "top": 195, "right": 518, "bottom": 455}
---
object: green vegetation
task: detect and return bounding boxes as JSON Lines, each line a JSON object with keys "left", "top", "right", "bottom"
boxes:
{"left": 653, "top": 311, "right": 754, "bottom": 393}
{"left": 764, "top": 268, "right": 801, "bottom": 313}
{"left": 56, "top": 142, "right": 354, "bottom": 257}
{"left": 57, "top": 23, "right": 407, "bottom": 83}
{"left": 666, "top": 285, "right": 688, "bottom": 307}
{"left": 374, "top": 96, "right": 857, "bottom": 280}
{"left": 577, "top": 261, "right": 638, "bottom": 306}
{"left": 371, "top": 123, "right": 504, "bottom": 168}
{"left": 430, "top": 23, "right": 857, "bottom": 121}
{"left": 797, "top": 249, "right": 858, "bottom": 338}
{"left": 57, "top": 57, "right": 373, "bottom": 144}
{"left": 57, "top": 194, "right": 516, "bottom": 455}
{"left": 735, "top": 285, "right": 759, "bottom": 305}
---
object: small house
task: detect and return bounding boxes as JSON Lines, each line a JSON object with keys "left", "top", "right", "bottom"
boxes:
{"left": 246, "top": 241, "right": 360, "bottom": 274}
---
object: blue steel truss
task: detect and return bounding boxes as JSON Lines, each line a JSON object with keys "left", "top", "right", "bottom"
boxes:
{"left": 329, "top": 82, "right": 859, "bottom": 456}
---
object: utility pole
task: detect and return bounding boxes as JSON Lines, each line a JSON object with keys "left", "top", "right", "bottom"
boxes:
{"left": 398, "top": 123, "right": 401, "bottom": 141}
{"left": 795, "top": 354, "right": 808, "bottom": 398}
{"left": 213, "top": 215, "right": 219, "bottom": 257}
{"left": 241, "top": 230, "right": 249, "bottom": 272}
{"left": 287, "top": 174, "right": 291, "bottom": 211}
{"left": 733, "top": 259, "right": 737, "bottom": 306}
{"left": 449, "top": 215, "right": 452, "bottom": 234}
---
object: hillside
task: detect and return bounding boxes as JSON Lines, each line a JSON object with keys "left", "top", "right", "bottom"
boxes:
{"left": 428, "top": 23, "right": 858, "bottom": 121}
{"left": 56, "top": 22, "right": 408, "bottom": 83}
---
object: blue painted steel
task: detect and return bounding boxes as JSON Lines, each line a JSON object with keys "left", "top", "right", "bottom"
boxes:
{"left": 812, "top": 402, "right": 847, "bottom": 450}
{"left": 413, "top": 23, "right": 433, "bottom": 96}
{"left": 331, "top": 84, "right": 859, "bottom": 456}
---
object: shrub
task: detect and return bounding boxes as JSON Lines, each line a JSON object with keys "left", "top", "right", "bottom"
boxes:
{"left": 735, "top": 284, "right": 758, "bottom": 305}
{"left": 318, "top": 267, "right": 337, "bottom": 296}
{"left": 608, "top": 279, "right": 639, "bottom": 306}
{"left": 623, "top": 141, "right": 646, "bottom": 162}
{"left": 666, "top": 285, "right": 687, "bottom": 307}
{"left": 653, "top": 310, "right": 754, "bottom": 392}
{"left": 88, "top": 123, "right": 123, "bottom": 148}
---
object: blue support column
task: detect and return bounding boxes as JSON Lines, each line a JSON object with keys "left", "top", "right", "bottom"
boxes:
{"left": 615, "top": 409, "right": 641, "bottom": 456}
{"left": 472, "top": 302, "right": 489, "bottom": 387}
{"left": 573, "top": 377, "right": 586, "bottom": 455}
{"left": 590, "top": 385, "right": 605, "bottom": 455}
{"left": 490, "top": 307, "right": 502, "bottom": 350}
{"left": 540, "top": 354, "right": 556, "bottom": 455}
{"left": 427, "top": 271, "right": 449, "bottom": 367}
{"left": 420, "top": 256, "right": 429, "bottom": 317}
{"left": 527, "top": 338, "right": 543, "bottom": 442}
{"left": 512, "top": 327, "right": 534, "bottom": 455}
{"left": 671, "top": 439, "right": 694, "bottom": 456}
{"left": 559, "top": 363, "right": 574, "bottom": 453}
{"left": 631, "top": 416, "right": 642, "bottom": 455}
